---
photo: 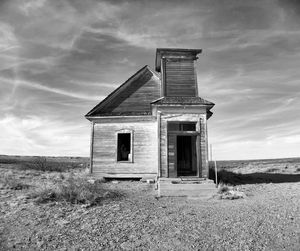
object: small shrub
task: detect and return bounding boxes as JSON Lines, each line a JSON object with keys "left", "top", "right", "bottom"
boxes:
{"left": 296, "top": 167, "right": 300, "bottom": 172}
{"left": 30, "top": 176, "right": 121, "bottom": 205}
{"left": 217, "top": 184, "right": 229, "bottom": 194}
{"left": 32, "top": 187, "right": 60, "bottom": 203}
{"left": 216, "top": 184, "right": 245, "bottom": 200}
{"left": 33, "top": 157, "right": 48, "bottom": 171}
{"left": 220, "top": 190, "right": 246, "bottom": 200}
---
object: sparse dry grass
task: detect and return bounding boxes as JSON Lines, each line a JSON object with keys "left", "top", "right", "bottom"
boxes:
{"left": 0, "top": 156, "right": 300, "bottom": 250}
{"left": 30, "top": 176, "right": 122, "bottom": 205}
{"left": 0, "top": 174, "right": 30, "bottom": 190}
{"left": 0, "top": 155, "right": 89, "bottom": 172}
{"left": 21, "top": 157, "right": 86, "bottom": 172}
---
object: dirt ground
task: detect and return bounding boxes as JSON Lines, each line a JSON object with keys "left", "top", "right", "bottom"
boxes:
{"left": 0, "top": 158, "right": 300, "bottom": 250}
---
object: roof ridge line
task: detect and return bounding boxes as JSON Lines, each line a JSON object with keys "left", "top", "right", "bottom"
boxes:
{"left": 85, "top": 65, "right": 157, "bottom": 117}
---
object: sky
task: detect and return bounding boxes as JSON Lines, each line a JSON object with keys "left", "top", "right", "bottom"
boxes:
{"left": 0, "top": 0, "right": 299, "bottom": 160}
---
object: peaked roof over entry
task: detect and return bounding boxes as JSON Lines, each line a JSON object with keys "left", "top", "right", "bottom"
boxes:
{"left": 151, "top": 96, "right": 214, "bottom": 106}
{"left": 85, "top": 66, "right": 161, "bottom": 117}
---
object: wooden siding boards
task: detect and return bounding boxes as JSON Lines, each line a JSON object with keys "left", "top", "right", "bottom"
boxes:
{"left": 86, "top": 66, "right": 161, "bottom": 117}
{"left": 92, "top": 120, "right": 158, "bottom": 178}
{"left": 156, "top": 48, "right": 202, "bottom": 98}
{"left": 111, "top": 75, "right": 160, "bottom": 115}
{"left": 164, "top": 59, "right": 196, "bottom": 97}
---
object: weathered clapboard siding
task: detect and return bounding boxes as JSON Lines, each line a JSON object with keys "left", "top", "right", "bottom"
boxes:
{"left": 164, "top": 59, "right": 196, "bottom": 97}
{"left": 112, "top": 76, "right": 160, "bottom": 114}
{"left": 200, "top": 117, "right": 208, "bottom": 178}
{"left": 159, "top": 112, "right": 207, "bottom": 178}
{"left": 92, "top": 119, "right": 158, "bottom": 177}
{"left": 98, "top": 68, "right": 161, "bottom": 115}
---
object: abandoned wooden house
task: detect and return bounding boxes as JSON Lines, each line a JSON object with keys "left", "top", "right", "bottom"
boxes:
{"left": 85, "top": 48, "right": 216, "bottom": 197}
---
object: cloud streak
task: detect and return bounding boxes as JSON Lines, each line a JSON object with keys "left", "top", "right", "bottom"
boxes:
{"left": 0, "top": 76, "right": 104, "bottom": 101}
{"left": 0, "top": 0, "right": 299, "bottom": 159}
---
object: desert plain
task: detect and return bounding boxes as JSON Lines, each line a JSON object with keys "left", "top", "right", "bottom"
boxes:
{"left": 0, "top": 155, "right": 299, "bottom": 250}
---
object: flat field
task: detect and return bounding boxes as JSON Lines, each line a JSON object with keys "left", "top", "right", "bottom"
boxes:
{"left": 0, "top": 155, "right": 299, "bottom": 250}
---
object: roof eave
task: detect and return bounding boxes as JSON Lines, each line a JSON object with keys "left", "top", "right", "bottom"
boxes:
{"left": 155, "top": 48, "right": 202, "bottom": 72}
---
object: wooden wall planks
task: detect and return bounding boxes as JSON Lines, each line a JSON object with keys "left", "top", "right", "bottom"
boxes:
{"left": 92, "top": 119, "right": 158, "bottom": 177}
{"left": 164, "top": 59, "right": 197, "bottom": 97}
{"left": 100, "top": 72, "right": 161, "bottom": 115}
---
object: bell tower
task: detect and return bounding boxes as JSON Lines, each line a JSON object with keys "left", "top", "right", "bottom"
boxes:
{"left": 155, "top": 48, "right": 202, "bottom": 97}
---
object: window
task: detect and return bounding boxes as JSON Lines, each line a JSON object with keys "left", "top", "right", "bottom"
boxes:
{"left": 117, "top": 132, "right": 132, "bottom": 162}
{"left": 168, "top": 122, "right": 196, "bottom": 132}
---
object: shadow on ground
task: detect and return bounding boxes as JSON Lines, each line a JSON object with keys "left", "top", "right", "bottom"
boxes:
{"left": 209, "top": 169, "right": 300, "bottom": 185}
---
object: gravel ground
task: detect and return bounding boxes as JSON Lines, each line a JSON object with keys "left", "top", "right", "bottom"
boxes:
{"left": 0, "top": 166, "right": 299, "bottom": 250}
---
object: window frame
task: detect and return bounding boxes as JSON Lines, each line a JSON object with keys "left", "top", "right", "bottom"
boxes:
{"left": 116, "top": 129, "right": 134, "bottom": 163}
{"left": 167, "top": 122, "right": 197, "bottom": 132}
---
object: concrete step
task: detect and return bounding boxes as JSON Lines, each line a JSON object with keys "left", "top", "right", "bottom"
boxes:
{"left": 159, "top": 178, "right": 215, "bottom": 184}
{"left": 158, "top": 178, "right": 217, "bottom": 198}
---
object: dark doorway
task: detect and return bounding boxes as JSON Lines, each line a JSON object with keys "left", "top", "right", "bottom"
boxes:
{"left": 177, "top": 135, "right": 197, "bottom": 176}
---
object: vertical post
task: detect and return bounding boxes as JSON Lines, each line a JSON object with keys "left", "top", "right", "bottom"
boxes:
{"left": 89, "top": 121, "right": 95, "bottom": 174}
{"left": 157, "top": 111, "right": 161, "bottom": 178}
{"left": 196, "top": 119, "right": 201, "bottom": 178}
{"left": 211, "top": 144, "right": 218, "bottom": 187}
{"left": 196, "top": 135, "right": 201, "bottom": 178}
{"left": 214, "top": 160, "right": 218, "bottom": 187}
{"left": 200, "top": 117, "right": 208, "bottom": 178}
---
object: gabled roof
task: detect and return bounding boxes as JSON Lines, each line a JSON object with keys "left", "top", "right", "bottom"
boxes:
{"left": 151, "top": 96, "right": 214, "bottom": 119}
{"left": 85, "top": 65, "right": 161, "bottom": 117}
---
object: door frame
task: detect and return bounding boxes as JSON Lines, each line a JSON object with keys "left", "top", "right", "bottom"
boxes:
{"left": 168, "top": 131, "right": 201, "bottom": 178}
{"left": 176, "top": 134, "right": 197, "bottom": 177}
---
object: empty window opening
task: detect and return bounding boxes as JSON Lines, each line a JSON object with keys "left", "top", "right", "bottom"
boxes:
{"left": 168, "top": 122, "right": 196, "bottom": 132}
{"left": 117, "top": 133, "right": 131, "bottom": 161}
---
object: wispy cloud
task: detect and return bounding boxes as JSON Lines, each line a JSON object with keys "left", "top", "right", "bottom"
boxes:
{"left": 0, "top": 22, "right": 19, "bottom": 52}
{"left": 1, "top": 76, "right": 104, "bottom": 101}
{"left": 0, "top": 0, "right": 299, "bottom": 159}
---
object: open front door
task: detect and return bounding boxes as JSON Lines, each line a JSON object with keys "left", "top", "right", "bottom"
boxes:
{"left": 167, "top": 122, "right": 199, "bottom": 178}
{"left": 177, "top": 135, "right": 197, "bottom": 176}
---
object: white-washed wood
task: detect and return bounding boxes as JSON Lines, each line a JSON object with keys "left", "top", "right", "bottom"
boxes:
{"left": 92, "top": 119, "right": 158, "bottom": 177}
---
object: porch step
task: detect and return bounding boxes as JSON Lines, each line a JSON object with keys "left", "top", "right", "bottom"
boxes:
{"left": 158, "top": 178, "right": 217, "bottom": 198}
